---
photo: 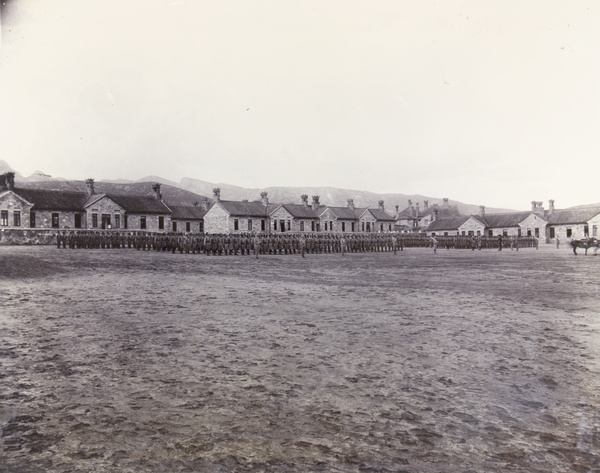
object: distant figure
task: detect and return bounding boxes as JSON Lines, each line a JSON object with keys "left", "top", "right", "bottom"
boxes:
{"left": 556, "top": 236, "right": 560, "bottom": 249}
{"left": 497, "top": 235, "right": 503, "bottom": 251}
{"left": 431, "top": 236, "right": 438, "bottom": 254}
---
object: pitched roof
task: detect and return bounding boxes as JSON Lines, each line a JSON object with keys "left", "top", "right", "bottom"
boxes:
{"left": 169, "top": 205, "right": 206, "bottom": 220}
{"left": 216, "top": 200, "right": 272, "bottom": 217}
{"left": 482, "top": 211, "right": 536, "bottom": 228}
{"left": 279, "top": 203, "right": 320, "bottom": 219}
{"left": 323, "top": 206, "right": 360, "bottom": 220}
{"left": 13, "top": 188, "right": 88, "bottom": 211}
{"left": 546, "top": 208, "right": 600, "bottom": 225}
{"left": 425, "top": 216, "right": 472, "bottom": 231}
{"left": 368, "top": 208, "right": 396, "bottom": 221}
{"left": 108, "top": 194, "right": 171, "bottom": 214}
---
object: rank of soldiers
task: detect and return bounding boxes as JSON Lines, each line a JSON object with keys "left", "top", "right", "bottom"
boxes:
{"left": 55, "top": 231, "right": 539, "bottom": 255}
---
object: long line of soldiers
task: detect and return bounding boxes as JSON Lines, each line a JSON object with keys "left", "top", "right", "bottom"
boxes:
{"left": 56, "top": 230, "right": 539, "bottom": 255}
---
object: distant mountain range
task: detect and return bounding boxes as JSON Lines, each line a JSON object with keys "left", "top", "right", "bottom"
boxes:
{"left": 1, "top": 159, "right": 529, "bottom": 214}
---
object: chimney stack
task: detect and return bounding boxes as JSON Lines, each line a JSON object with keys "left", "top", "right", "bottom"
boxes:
{"left": 152, "top": 183, "right": 162, "bottom": 200}
{"left": 424, "top": 200, "right": 429, "bottom": 209}
{"left": 415, "top": 202, "right": 420, "bottom": 216}
{"left": 260, "top": 191, "right": 269, "bottom": 206}
{"left": 301, "top": 194, "right": 309, "bottom": 207}
{"left": 312, "top": 195, "right": 320, "bottom": 211}
{"left": 479, "top": 205, "right": 485, "bottom": 218}
{"left": 213, "top": 187, "right": 221, "bottom": 202}
{"left": 432, "top": 204, "right": 439, "bottom": 221}
{"left": 548, "top": 199, "right": 555, "bottom": 214}
{"left": 85, "top": 178, "right": 95, "bottom": 197}
{"left": 378, "top": 200, "right": 385, "bottom": 212}
{"left": 443, "top": 198, "right": 449, "bottom": 207}
{"left": 347, "top": 199, "right": 355, "bottom": 211}
{"left": 5, "top": 172, "right": 15, "bottom": 191}
{"left": 395, "top": 205, "right": 399, "bottom": 219}
{"left": 0, "top": 173, "right": 6, "bottom": 190}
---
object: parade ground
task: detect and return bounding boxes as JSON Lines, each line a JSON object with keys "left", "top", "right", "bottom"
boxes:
{"left": 0, "top": 245, "right": 599, "bottom": 473}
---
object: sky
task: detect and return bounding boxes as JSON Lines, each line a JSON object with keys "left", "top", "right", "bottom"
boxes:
{"left": 0, "top": 0, "right": 598, "bottom": 210}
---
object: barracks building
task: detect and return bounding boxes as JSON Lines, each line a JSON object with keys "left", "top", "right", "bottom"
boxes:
{"left": 1, "top": 171, "right": 598, "bottom": 243}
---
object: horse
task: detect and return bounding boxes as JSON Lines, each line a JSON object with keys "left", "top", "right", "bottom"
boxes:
{"left": 570, "top": 237, "right": 600, "bottom": 255}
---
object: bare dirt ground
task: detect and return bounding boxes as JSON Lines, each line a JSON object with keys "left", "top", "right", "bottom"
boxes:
{"left": 0, "top": 245, "right": 599, "bottom": 473}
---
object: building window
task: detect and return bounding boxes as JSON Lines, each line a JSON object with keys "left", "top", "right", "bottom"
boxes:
{"left": 1, "top": 210, "right": 9, "bottom": 226}
{"left": 300, "top": 221, "right": 304, "bottom": 231}
{"left": 124, "top": 215, "right": 128, "bottom": 229}
{"left": 444, "top": 232, "right": 449, "bottom": 236}
{"left": 261, "top": 220, "right": 265, "bottom": 231}
{"left": 502, "top": 229, "right": 508, "bottom": 237}
{"left": 362, "top": 221, "right": 365, "bottom": 232}
{"left": 311, "top": 221, "right": 315, "bottom": 231}
{"left": 234, "top": 219, "right": 239, "bottom": 231}
{"left": 366, "top": 222, "right": 371, "bottom": 232}
{"left": 287, "top": 220, "right": 291, "bottom": 231}
{"left": 248, "top": 219, "right": 253, "bottom": 231}
{"left": 527, "top": 229, "right": 532, "bottom": 237}
{"left": 173, "top": 221, "right": 177, "bottom": 232}
{"left": 549, "top": 227, "right": 555, "bottom": 238}
{"left": 316, "top": 223, "right": 320, "bottom": 232}
{"left": 30, "top": 212, "right": 36, "bottom": 228}
{"left": 92, "top": 213, "right": 98, "bottom": 228}
{"left": 462, "top": 231, "right": 466, "bottom": 236}
{"left": 380, "top": 223, "right": 384, "bottom": 232}
{"left": 534, "top": 228, "right": 539, "bottom": 238}
{"left": 566, "top": 228, "right": 572, "bottom": 238}
{"left": 158, "top": 216, "right": 164, "bottom": 230}
{"left": 341, "top": 222, "right": 346, "bottom": 232}
{"left": 74, "top": 214, "right": 82, "bottom": 229}
{"left": 488, "top": 230, "right": 493, "bottom": 237}
{"left": 593, "top": 226, "right": 597, "bottom": 237}
{"left": 199, "top": 221, "right": 204, "bottom": 232}
{"left": 52, "top": 213, "right": 59, "bottom": 228}
{"left": 13, "top": 211, "right": 21, "bottom": 227}
{"left": 114, "top": 214, "right": 120, "bottom": 229}
{"left": 324, "top": 222, "right": 328, "bottom": 231}
{"left": 389, "top": 224, "right": 392, "bottom": 231}
{"left": 186, "top": 222, "right": 191, "bottom": 232}
{"left": 351, "top": 222, "right": 355, "bottom": 232}
{"left": 140, "top": 216, "right": 147, "bottom": 230}
{"left": 584, "top": 225, "right": 590, "bottom": 236}
{"left": 101, "top": 214, "right": 111, "bottom": 229}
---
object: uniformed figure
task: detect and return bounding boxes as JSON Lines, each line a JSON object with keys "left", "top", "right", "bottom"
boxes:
{"left": 431, "top": 236, "right": 438, "bottom": 254}
{"left": 253, "top": 233, "right": 261, "bottom": 259}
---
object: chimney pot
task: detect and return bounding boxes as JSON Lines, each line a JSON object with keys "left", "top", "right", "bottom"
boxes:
{"left": 378, "top": 200, "right": 384, "bottom": 211}
{"left": 213, "top": 187, "right": 221, "bottom": 202}
{"left": 347, "top": 199, "right": 355, "bottom": 211}
{"left": 301, "top": 194, "right": 309, "bottom": 207}
{"left": 424, "top": 200, "right": 429, "bottom": 209}
{"left": 152, "top": 183, "right": 162, "bottom": 200}
{"left": 479, "top": 205, "right": 485, "bottom": 218}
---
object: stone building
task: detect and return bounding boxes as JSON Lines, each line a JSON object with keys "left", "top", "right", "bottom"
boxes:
{"left": 269, "top": 195, "right": 322, "bottom": 232}
{"left": 356, "top": 201, "right": 396, "bottom": 232}
{"left": 545, "top": 201, "right": 600, "bottom": 241}
{"left": 425, "top": 215, "right": 487, "bottom": 236}
{"left": 318, "top": 199, "right": 360, "bottom": 233}
{"left": 203, "top": 188, "right": 275, "bottom": 233}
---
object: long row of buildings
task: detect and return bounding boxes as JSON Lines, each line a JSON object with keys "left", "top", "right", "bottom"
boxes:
{"left": 0, "top": 172, "right": 598, "bottom": 243}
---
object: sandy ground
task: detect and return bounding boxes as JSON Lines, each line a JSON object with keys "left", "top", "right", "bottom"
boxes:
{"left": 0, "top": 245, "right": 599, "bottom": 473}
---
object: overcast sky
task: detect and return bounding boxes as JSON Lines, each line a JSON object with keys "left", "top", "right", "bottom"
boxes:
{"left": 1, "top": 0, "right": 598, "bottom": 209}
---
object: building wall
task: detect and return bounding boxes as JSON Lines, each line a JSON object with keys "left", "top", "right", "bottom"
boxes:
{"left": 518, "top": 214, "right": 547, "bottom": 239}
{"left": 171, "top": 219, "right": 203, "bottom": 233}
{"left": 358, "top": 211, "right": 378, "bottom": 232}
{"left": 0, "top": 192, "right": 33, "bottom": 229}
{"left": 204, "top": 204, "right": 269, "bottom": 233}
{"left": 270, "top": 207, "right": 295, "bottom": 232}
{"left": 86, "top": 196, "right": 125, "bottom": 229}
{"left": 319, "top": 208, "right": 356, "bottom": 233}
{"left": 125, "top": 214, "right": 171, "bottom": 232}
{"left": 30, "top": 210, "right": 82, "bottom": 229}
{"left": 458, "top": 217, "right": 486, "bottom": 236}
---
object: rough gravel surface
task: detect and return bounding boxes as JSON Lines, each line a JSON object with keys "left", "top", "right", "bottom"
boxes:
{"left": 0, "top": 245, "right": 599, "bottom": 473}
